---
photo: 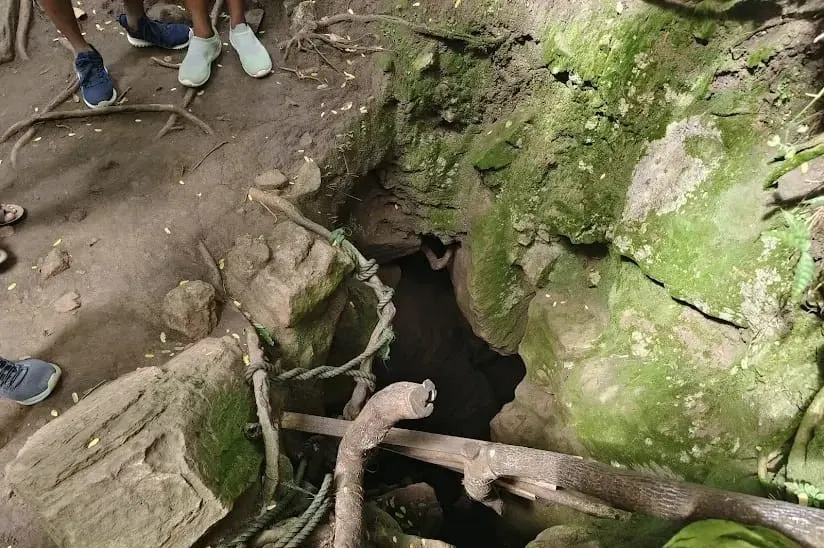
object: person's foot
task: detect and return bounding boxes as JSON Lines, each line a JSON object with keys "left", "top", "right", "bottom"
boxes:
{"left": 75, "top": 47, "right": 117, "bottom": 109}
{"left": 0, "top": 358, "right": 62, "bottom": 405}
{"left": 229, "top": 24, "right": 272, "bottom": 78}
{"left": 178, "top": 29, "right": 221, "bottom": 87}
{"left": 118, "top": 15, "right": 190, "bottom": 50}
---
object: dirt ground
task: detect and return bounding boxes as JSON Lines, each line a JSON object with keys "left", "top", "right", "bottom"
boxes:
{"left": 0, "top": 0, "right": 382, "bottom": 544}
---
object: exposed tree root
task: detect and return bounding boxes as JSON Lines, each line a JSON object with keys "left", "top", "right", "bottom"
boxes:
{"left": 156, "top": 89, "right": 196, "bottom": 139}
{"left": 150, "top": 56, "right": 180, "bottom": 69}
{"left": 0, "top": 0, "right": 16, "bottom": 63}
{"left": 788, "top": 384, "right": 824, "bottom": 477}
{"left": 14, "top": 0, "right": 30, "bottom": 60}
{"left": 11, "top": 79, "right": 79, "bottom": 167}
{"left": 333, "top": 380, "right": 436, "bottom": 548}
{"left": 1, "top": 104, "right": 213, "bottom": 143}
{"left": 281, "top": 12, "right": 506, "bottom": 58}
{"left": 245, "top": 327, "right": 283, "bottom": 503}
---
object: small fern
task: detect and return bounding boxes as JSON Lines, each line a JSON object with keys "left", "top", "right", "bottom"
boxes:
{"left": 776, "top": 211, "right": 814, "bottom": 303}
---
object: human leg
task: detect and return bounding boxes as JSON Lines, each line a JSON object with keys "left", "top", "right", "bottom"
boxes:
{"left": 40, "top": 0, "right": 116, "bottom": 108}
{"left": 40, "top": 0, "right": 88, "bottom": 52}
{"left": 178, "top": 0, "right": 221, "bottom": 87}
{"left": 118, "top": 0, "right": 190, "bottom": 49}
{"left": 226, "top": 0, "right": 271, "bottom": 78}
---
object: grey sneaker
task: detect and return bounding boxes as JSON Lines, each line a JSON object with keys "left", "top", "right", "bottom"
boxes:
{"left": 0, "top": 358, "right": 62, "bottom": 405}
{"left": 178, "top": 29, "right": 222, "bottom": 87}
{"left": 229, "top": 23, "right": 271, "bottom": 78}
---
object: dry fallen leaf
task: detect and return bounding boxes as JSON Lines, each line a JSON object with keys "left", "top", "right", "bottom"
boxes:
{"left": 218, "top": 258, "right": 225, "bottom": 270}
{"left": 87, "top": 438, "right": 99, "bottom": 448}
{"left": 72, "top": 392, "right": 79, "bottom": 403}
{"left": 50, "top": 409, "right": 59, "bottom": 417}
{"left": 343, "top": 71, "right": 355, "bottom": 80}
{"left": 94, "top": 128, "right": 102, "bottom": 133}
{"left": 164, "top": 227, "right": 171, "bottom": 235}
{"left": 144, "top": 353, "right": 155, "bottom": 359}
{"left": 243, "top": 354, "right": 251, "bottom": 365}
{"left": 801, "top": 162, "right": 810, "bottom": 175}
{"left": 53, "top": 238, "right": 62, "bottom": 247}
{"left": 160, "top": 332, "right": 167, "bottom": 343}
{"left": 7, "top": 283, "right": 16, "bottom": 291}
{"left": 340, "top": 102, "right": 353, "bottom": 111}
{"left": 33, "top": 136, "right": 42, "bottom": 142}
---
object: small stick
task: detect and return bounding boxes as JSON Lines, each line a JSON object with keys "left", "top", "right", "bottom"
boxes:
{"left": 15, "top": 0, "right": 31, "bottom": 60}
{"left": 333, "top": 380, "right": 436, "bottom": 548}
{"left": 150, "top": 56, "right": 180, "bottom": 69}
{"left": 246, "top": 327, "right": 282, "bottom": 503}
{"left": 157, "top": 88, "right": 196, "bottom": 139}
{"left": 115, "top": 85, "right": 132, "bottom": 105}
{"left": 2, "top": 104, "right": 213, "bottom": 142}
{"left": 190, "top": 140, "right": 228, "bottom": 171}
{"left": 11, "top": 79, "right": 80, "bottom": 167}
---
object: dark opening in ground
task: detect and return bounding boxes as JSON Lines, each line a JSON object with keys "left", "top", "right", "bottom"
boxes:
{"left": 361, "top": 249, "right": 527, "bottom": 547}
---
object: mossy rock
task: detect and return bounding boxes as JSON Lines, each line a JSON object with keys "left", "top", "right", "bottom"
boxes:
{"left": 516, "top": 252, "right": 822, "bottom": 486}
{"left": 663, "top": 520, "right": 800, "bottom": 548}
{"left": 612, "top": 114, "right": 792, "bottom": 332}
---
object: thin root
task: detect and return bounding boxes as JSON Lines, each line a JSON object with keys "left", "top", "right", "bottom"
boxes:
{"left": 150, "top": 56, "right": 180, "bottom": 69}
{"left": 157, "top": 88, "right": 197, "bottom": 139}
{"left": 11, "top": 79, "right": 80, "bottom": 167}
{"left": 15, "top": 0, "right": 31, "bottom": 61}
{"left": 2, "top": 103, "right": 213, "bottom": 143}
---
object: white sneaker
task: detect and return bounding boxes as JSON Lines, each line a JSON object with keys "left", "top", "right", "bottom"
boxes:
{"left": 230, "top": 23, "right": 272, "bottom": 78}
{"left": 178, "top": 29, "right": 222, "bottom": 87}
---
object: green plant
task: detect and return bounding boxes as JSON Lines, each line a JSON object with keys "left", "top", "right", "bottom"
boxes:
{"left": 785, "top": 481, "right": 824, "bottom": 508}
{"left": 774, "top": 210, "right": 814, "bottom": 303}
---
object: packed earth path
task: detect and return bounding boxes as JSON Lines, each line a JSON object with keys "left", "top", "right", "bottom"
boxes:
{"left": 0, "top": 0, "right": 382, "bottom": 543}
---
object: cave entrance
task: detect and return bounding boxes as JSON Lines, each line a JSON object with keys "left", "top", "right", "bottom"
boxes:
{"left": 360, "top": 246, "right": 528, "bottom": 547}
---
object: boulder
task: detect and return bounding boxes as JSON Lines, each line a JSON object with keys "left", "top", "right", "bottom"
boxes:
{"left": 285, "top": 159, "right": 322, "bottom": 203}
{"left": 5, "top": 337, "right": 261, "bottom": 548}
{"left": 255, "top": 169, "right": 289, "bottom": 191}
{"left": 162, "top": 280, "right": 218, "bottom": 340}
{"left": 224, "top": 221, "right": 353, "bottom": 368}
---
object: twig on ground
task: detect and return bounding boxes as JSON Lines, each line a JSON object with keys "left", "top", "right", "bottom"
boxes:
{"left": 279, "top": 65, "right": 325, "bottom": 83}
{"left": 15, "top": 0, "right": 31, "bottom": 60}
{"left": 116, "top": 85, "right": 132, "bottom": 105}
{"left": 2, "top": 104, "right": 212, "bottom": 143}
{"left": 245, "top": 327, "right": 283, "bottom": 503}
{"left": 196, "top": 239, "right": 227, "bottom": 298}
{"left": 190, "top": 140, "right": 228, "bottom": 171}
{"left": 333, "top": 381, "right": 436, "bottom": 548}
{"left": 157, "top": 88, "right": 197, "bottom": 139}
{"left": 150, "top": 56, "right": 180, "bottom": 69}
{"left": 11, "top": 79, "right": 80, "bottom": 167}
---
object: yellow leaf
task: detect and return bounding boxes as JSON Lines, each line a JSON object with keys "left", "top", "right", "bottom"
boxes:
{"left": 243, "top": 354, "right": 251, "bottom": 365}
{"left": 164, "top": 227, "right": 171, "bottom": 235}
{"left": 144, "top": 353, "right": 155, "bottom": 359}
{"left": 87, "top": 438, "right": 99, "bottom": 448}
{"left": 160, "top": 332, "right": 167, "bottom": 343}
{"left": 454, "top": 0, "right": 461, "bottom": 6}
{"left": 52, "top": 238, "right": 62, "bottom": 247}
{"left": 50, "top": 409, "right": 59, "bottom": 417}
{"left": 72, "top": 392, "right": 79, "bottom": 403}
{"left": 801, "top": 162, "right": 810, "bottom": 174}
{"left": 7, "top": 283, "right": 16, "bottom": 291}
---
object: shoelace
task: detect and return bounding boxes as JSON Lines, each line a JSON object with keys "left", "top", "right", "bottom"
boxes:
{"left": 77, "top": 55, "right": 109, "bottom": 88}
{"left": 0, "top": 361, "right": 21, "bottom": 389}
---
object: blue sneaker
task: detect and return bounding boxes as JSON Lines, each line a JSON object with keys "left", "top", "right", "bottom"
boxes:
{"left": 75, "top": 47, "right": 117, "bottom": 109}
{"left": 118, "top": 15, "right": 190, "bottom": 50}
{"left": 0, "top": 358, "right": 62, "bottom": 405}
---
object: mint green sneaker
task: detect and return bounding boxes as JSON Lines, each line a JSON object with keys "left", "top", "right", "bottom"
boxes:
{"left": 178, "top": 29, "right": 221, "bottom": 87}
{"left": 229, "top": 23, "right": 272, "bottom": 78}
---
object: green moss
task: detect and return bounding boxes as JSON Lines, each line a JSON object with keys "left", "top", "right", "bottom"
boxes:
{"left": 468, "top": 109, "right": 533, "bottom": 172}
{"left": 747, "top": 46, "right": 775, "bottom": 69}
{"left": 766, "top": 145, "right": 824, "bottom": 187}
{"left": 194, "top": 382, "right": 262, "bottom": 504}
{"left": 612, "top": 114, "right": 793, "bottom": 328}
{"left": 467, "top": 203, "right": 535, "bottom": 352}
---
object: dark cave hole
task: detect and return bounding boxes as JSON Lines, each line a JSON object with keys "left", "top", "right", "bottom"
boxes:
{"left": 362, "top": 248, "right": 528, "bottom": 548}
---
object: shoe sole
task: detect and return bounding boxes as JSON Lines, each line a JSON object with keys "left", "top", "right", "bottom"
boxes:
{"left": 178, "top": 47, "right": 222, "bottom": 87}
{"left": 17, "top": 363, "right": 62, "bottom": 406}
{"left": 127, "top": 33, "right": 190, "bottom": 50}
{"left": 83, "top": 88, "right": 118, "bottom": 109}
